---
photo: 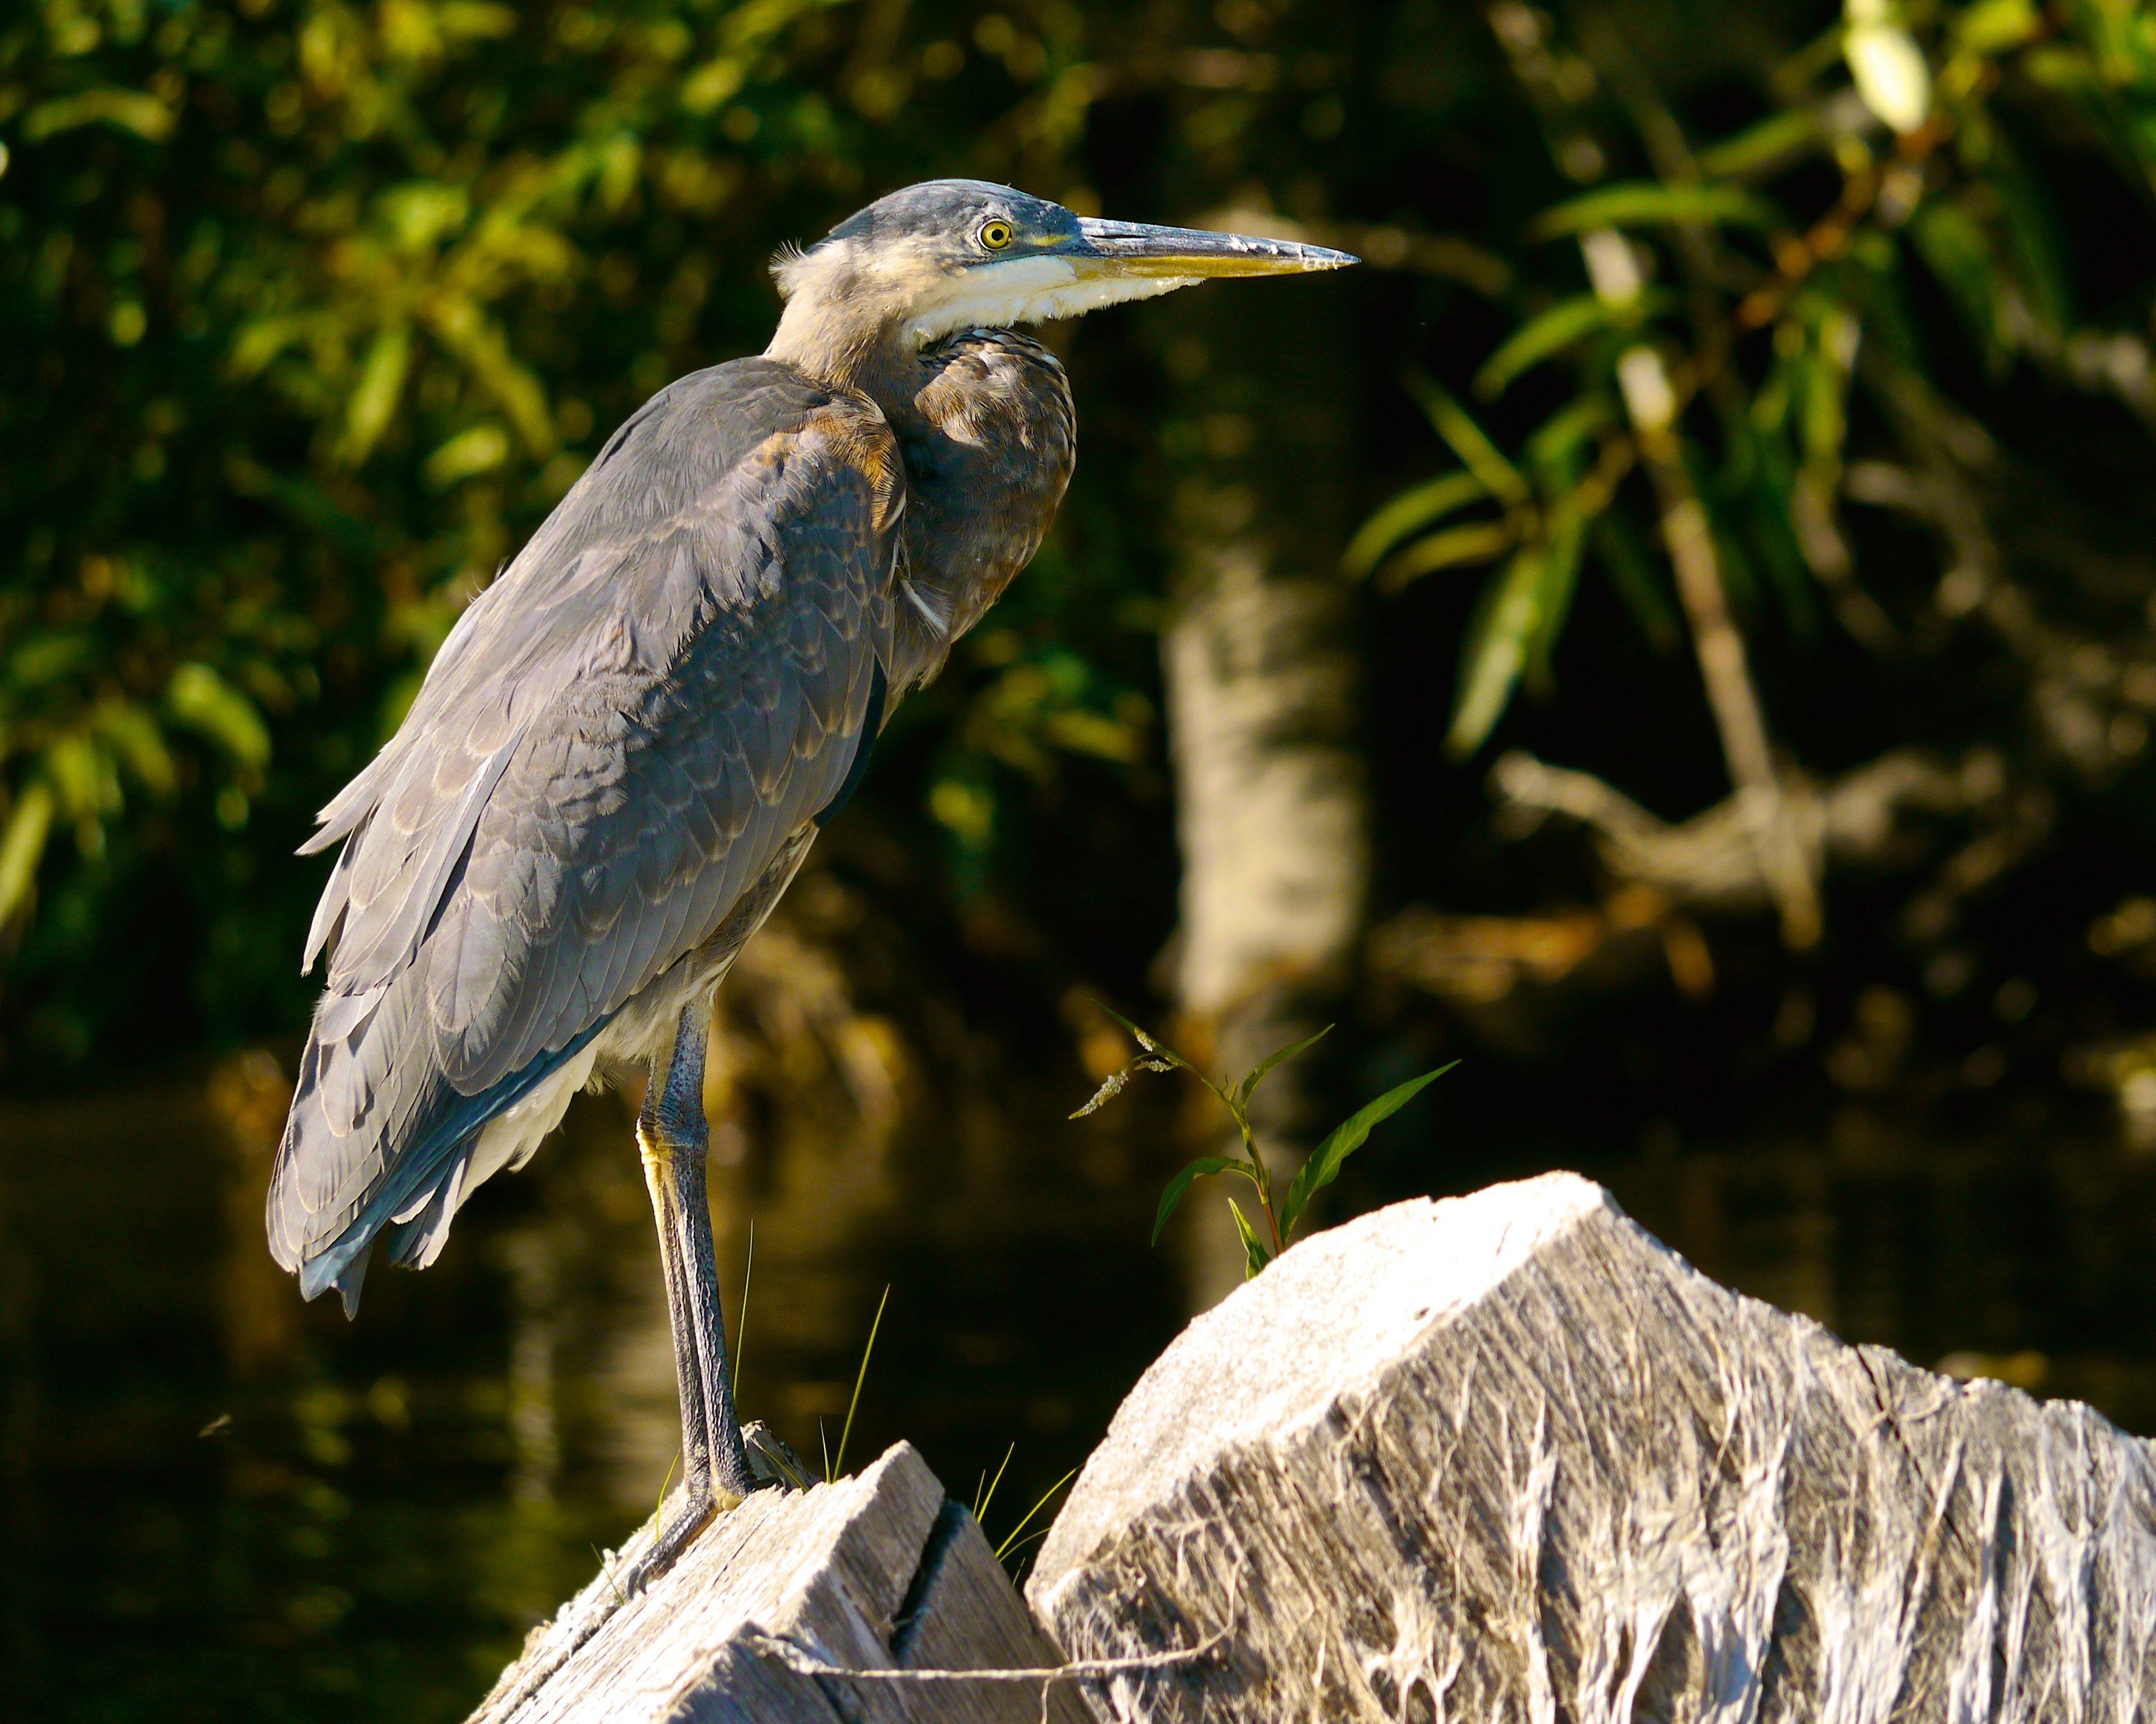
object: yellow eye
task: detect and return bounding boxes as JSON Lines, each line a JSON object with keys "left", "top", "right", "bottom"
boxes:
{"left": 979, "top": 219, "right": 1015, "bottom": 250}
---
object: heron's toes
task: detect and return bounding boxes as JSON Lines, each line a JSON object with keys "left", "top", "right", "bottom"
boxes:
{"left": 743, "top": 1420, "right": 812, "bottom": 1490}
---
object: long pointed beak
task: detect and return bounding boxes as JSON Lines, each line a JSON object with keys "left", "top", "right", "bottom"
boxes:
{"left": 1072, "top": 217, "right": 1358, "bottom": 280}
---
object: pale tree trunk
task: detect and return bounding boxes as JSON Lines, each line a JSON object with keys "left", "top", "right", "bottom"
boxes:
{"left": 1157, "top": 273, "right": 1371, "bottom": 1310}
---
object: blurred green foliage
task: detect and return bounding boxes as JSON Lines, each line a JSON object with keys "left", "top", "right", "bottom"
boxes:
{"left": 14, "top": 0, "right": 2156, "bottom": 1080}
{"left": 1357, "top": 0, "right": 2156, "bottom": 761}
{"left": 0, "top": 0, "right": 1166, "bottom": 1064}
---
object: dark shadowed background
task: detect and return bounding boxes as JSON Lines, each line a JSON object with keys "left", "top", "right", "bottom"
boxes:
{"left": 9, "top": 0, "right": 2156, "bottom": 1717}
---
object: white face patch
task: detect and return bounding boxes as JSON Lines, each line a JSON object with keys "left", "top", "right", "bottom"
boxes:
{"left": 903, "top": 255, "right": 1198, "bottom": 344}
{"left": 768, "top": 230, "right": 1211, "bottom": 374}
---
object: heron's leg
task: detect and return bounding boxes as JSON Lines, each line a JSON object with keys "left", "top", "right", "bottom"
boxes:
{"left": 628, "top": 1002, "right": 755, "bottom": 1586}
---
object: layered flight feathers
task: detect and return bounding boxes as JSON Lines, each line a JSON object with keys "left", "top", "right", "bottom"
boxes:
{"left": 270, "top": 360, "right": 903, "bottom": 1305}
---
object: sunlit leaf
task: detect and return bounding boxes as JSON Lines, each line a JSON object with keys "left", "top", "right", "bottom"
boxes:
{"left": 440, "top": 3, "right": 519, "bottom": 40}
{"left": 90, "top": 702, "right": 177, "bottom": 797}
{"left": 1151, "top": 1155, "right": 1255, "bottom": 1244}
{"left": 0, "top": 782, "right": 55, "bottom": 927}
{"left": 340, "top": 324, "right": 412, "bottom": 466}
{"left": 1695, "top": 108, "right": 1825, "bottom": 180}
{"left": 1403, "top": 373, "right": 1530, "bottom": 505}
{"left": 422, "top": 296, "right": 558, "bottom": 455}
{"left": 22, "top": 88, "right": 175, "bottom": 143}
{"left": 1476, "top": 294, "right": 1627, "bottom": 397}
{"left": 1523, "top": 508, "right": 1589, "bottom": 689}
{"left": 1531, "top": 182, "right": 1779, "bottom": 240}
{"left": 167, "top": 664, "right": 272, "bottom": 772}
{"left": 424, "top": 422, "right": 512, "bottom": 487}
{"left": 7, "top": 635, "right": 91, "bottom": 690}
{"left": 1525, "top": 396, "right": 1616, "bottom": 476}
{"left": 1343, "top": 472, "right": 1490, "bottom": 578}
{"left": 1227, "top": 1197, "right": 1272, "bottom": 1280}
{"left": 42, "top": 734, "right": 106, "bottom": 825}
{"left": 1234, "top": 1024, "right": 1332, "bottom": 1109}
{"left": 1447, "top": 547, "right": 1544, "bottom": 754}
{"left": 1955, "top": 0, "right": 2041, "bottom": 55}
{"left": 1280, "top": 1063, "right": 1458, "bottom": 1239}
{"left": 1377, "top": 521, "right": 1518, "bottom": 593}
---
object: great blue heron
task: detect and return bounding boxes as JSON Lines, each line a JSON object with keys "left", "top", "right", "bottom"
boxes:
{"left": 270, "top": 179, "right": 1353, "bottom": 1581}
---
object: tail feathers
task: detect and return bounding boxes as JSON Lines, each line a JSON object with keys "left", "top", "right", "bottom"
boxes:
{"left": 271, "top": 1003, "right": 617, "bottom": 1316}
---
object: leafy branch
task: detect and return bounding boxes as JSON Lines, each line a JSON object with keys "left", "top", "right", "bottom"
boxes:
{"left": 1071, "top": 1006, "right": 1455, "bottom": 1279}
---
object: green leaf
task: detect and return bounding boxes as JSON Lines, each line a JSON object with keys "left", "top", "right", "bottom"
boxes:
{"left": 1281, "top": 1063, "right": 1459, "bottom": 1240}
{"left": 1524, "top": 396, "right": 1616, "bottom": 476}
{"left": 1151, "top": 1156, "right": 1253, "bottom": 1245}
{"left": 0, "top": 781, "right": 56, "bottom": 927}
{"left": 1447, "top": 548, "right": 1544, "bottom": 754}
{"left": 1523, "top": 507, "right": 1590, "bottom": 690}
{"left": 425, "top": 423, "right": 513, "bottom": 488}
{"left": 22, "top": 88, "right": 176, "bottom": 144}
{"left": 341, "top": 324, "right": 413, "bottom": 467}
{"left": 1954, "top": 0, "right": 2041, "bottom": 55}
{"left": 90, "top": 701, "right": 177, "bottom": 797}
{"left": 1695, "top": 108, "right": 1826, "bottom": 180}
{"left": 1531, "top": 181, "right": 1780, "bottom": 240}
{"left": 1476, "top": 295, "right": 1623, "bottom": 397}
{"left": 1342, "top": 471, "right": 1490, "bottom": 578}
{"left": 1377, "top": 521, "right": 1518, "bottom": 593}
{"left": 1234, "top": 1024, "right": 1333, "bottom": 1109}
{"left": 1227, "top": 1197, "right": 1272, "bottom": 1280}
{"left": 166, "top": 664, "right": 271, "bottom": 772}
{"left": 1402, "top": 373, "right": 1530, "bottom": 506}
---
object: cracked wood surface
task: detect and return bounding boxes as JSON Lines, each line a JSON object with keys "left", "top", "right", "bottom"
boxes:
{"left": 471, "top": 1441, "right": 1086, "bottom": 1723}
{"left": 1027, "top": 1173, "right": 2156, "bottom": 1721}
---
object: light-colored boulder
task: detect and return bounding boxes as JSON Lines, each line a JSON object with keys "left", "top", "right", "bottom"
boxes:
{"left": 1028, "top": 1172, "right": 2156, "bottom": 1721}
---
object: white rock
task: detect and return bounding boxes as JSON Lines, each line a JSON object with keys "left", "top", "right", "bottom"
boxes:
{"left": 1029, "top": 1173, "right": 2156, "bottom": 1721}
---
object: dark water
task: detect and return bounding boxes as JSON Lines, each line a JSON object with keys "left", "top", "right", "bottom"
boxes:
{"left": 6, "top": 1057, "right": 2156, "bottom": 1722}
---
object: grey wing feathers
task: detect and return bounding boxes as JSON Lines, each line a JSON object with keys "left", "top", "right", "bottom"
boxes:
{"left": 269, "top": 360, "right": 901, "bottom": 1307}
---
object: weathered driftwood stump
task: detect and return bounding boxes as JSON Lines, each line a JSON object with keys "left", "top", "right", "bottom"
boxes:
{"left": 1027, "top": 1172, "right": 2156, "bottom": 1721}
{"left": 472, "top": 1441, "right": 1088, "bottom": 1723}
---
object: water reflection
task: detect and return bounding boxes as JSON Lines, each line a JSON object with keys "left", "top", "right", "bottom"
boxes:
{"left": 3, "top": 1060, "right": 2154, "bottom": 1721}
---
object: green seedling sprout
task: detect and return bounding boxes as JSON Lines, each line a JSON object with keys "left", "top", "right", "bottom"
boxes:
{"left": 1072, "top": 1004, "right": 1456, "bottom": 1279}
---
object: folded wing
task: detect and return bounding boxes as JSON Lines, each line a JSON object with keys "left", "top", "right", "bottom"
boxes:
{"left": 269, "top": 360, "right": 903, "bottom": 1309}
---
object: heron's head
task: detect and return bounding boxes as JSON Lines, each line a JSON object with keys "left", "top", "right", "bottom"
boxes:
{"left": 769, "top": 180, "right": 1355, "bottom": 373}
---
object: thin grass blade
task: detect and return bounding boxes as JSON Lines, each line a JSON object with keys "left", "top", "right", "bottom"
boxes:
{"left": 994, "top": 1467, "right": 1079, "bottom": 1562}
{"left": 733, "top": 1219, "right": 753, "bottom": 1394}
{"left": 975, "top": 1441, "right": 1016, "bottom": 1522}
{"left": 831, "top": 1284, "right": 889, "bottom": 1481}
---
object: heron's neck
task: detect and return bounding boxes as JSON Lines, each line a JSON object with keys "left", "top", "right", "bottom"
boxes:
{"left": 765, "top": 290, "right": 923, "bottom": 405}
